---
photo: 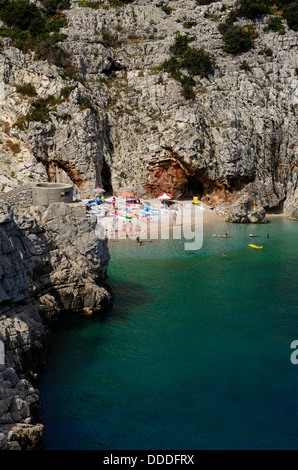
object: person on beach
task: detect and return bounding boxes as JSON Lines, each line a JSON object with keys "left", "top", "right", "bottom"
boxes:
{"left": 122, "top": 221, "right": 126, "bottom": 236}
{"left": 173, "top": 211, "right": 177, "bottom": 226}
{"left": 128, "top": 221, "right": 133, "bottom": 235}
{"left": 135, "top": 223, "right": 140, "bottom": 237}
{"left": 112, "top": 197, "right": 116, "bottom": 213}
{"left": 136, "top": 236, "right": 142, "bottom": 245}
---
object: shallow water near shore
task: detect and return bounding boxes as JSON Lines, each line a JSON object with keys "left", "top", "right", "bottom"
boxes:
{"left": 37, "top": 217, "right": 298, "bottom": 450}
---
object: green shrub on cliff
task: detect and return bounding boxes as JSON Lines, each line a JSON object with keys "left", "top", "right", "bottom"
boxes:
{"left": 160, "top": 5, "right": 174, "bottom": 15}
{"left": 183, "top": 21, "right": 197, "bottom": 29}
{"left": 265, "top": 16, "right": 285, "bottom": 33}
{"left": 0, "top": 0, "right": 45, "bottom": 36}
{"left": 78, "top": 0, "right": 135, "bottom": 7}
{"left": 218, "top": 10, "right": 258, "bottom": 54}
{"left": 161, "top": 33, "right": 214, "bottom": 100}
{"left": 16, "top": 83, "right": 38, "bottom": 97}
{"left": 14, "top": 95, "right": 63, "bottom": 129}
{"left": 45, "top": 11, "right": 67, "bottom": 33}
{"left": 237, "top": 0, "right": 271, "bottom": 19}
{"left": 236, "top": 0, "right": 298, "bottom": 32}
{"left": 282, "top": 2, "right": 298, "bottom": 32}
{"left": 0, "top": 0, "right": 72, "bottom": 65}
{"left": 41, "top": 0, "right": 71, "bottom": 17}
{"left": 60, "top": 85, "right": 78, "bottom": 98}
{"left": 220, "top": 24, "right": 254, "bottom": 53}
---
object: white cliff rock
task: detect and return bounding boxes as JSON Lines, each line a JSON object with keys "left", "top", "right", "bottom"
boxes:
{"left": 0, "top": 0, "right": 297, "bottom": 220}
{"left": 0, "top": 201, "right": 111, "bottom": 449}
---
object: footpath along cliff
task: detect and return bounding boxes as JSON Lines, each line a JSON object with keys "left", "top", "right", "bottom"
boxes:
{"left": 0, "top": 0, "right": 297, "bottom": 222}
{"left": 0, "top": 201, "right": 111, "bottom": 449}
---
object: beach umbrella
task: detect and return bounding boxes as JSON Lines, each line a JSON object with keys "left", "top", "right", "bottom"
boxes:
{"left": 121, "top": 192, "right": 134, "bottom": 198}
{"left": 93, "top": 188, "right": 106, "bottom": 192}
{"left": 158, "top": 193, "right": 173, "bottom": 200}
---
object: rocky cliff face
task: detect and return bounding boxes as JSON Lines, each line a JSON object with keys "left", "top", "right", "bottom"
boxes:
{"left": 0, "top": 202, "right": 111, "bottom": 449}
{"left": 0, "top": 0, "right": 297, "bottom": 222}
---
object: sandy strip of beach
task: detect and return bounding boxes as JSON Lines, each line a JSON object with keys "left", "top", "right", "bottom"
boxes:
{"left": 96, "top": 197, "right": 224, "bottom": 243}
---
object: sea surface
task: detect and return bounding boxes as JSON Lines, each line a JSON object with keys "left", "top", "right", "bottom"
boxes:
{"left": 37, "top": 216, "right": 298, "bottom": 450}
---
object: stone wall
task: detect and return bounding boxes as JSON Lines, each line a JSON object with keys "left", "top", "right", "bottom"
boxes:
{"left": 0, "top": 185, "right": 33, "bottom": 207}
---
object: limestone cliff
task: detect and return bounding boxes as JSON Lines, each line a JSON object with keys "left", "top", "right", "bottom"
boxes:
{"left": 0, "top": 202, "right": 111, "bottom": 449}
{"left": 0, "top": 0, "right": 297, "bottom": 222}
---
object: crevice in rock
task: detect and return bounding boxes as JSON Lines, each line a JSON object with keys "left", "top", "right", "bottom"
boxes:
{"left": 102, "top": 60, "right": 126, "bottom": 78}
{"left": 101, "top": 158, "right": 113, "bottom": 194}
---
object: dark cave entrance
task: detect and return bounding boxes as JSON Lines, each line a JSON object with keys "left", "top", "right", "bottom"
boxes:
{"left": 101, "top": 159, "right": 113, "bottom": 194}
{"left": 102, "top": 61, "right": 125, "bottom": 79}
{"left": 182, "top": 176, "right": 204, "bottom": 198}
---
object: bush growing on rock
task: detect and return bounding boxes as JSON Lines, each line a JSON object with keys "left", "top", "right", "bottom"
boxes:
{"left": 237, "top": 0, "right": 271, "bottom": 19}
{"left": 236, "top": 0, "right": 298, "bottom": 32}
{"left": 60, "top": 85, "right": 78, "bottom": 98}
{"left": 265, "top": 15, "right": 285, "bottom": 33}
{"left": 220, "top": 24, "right": 254, "bottom": 53}
{"left": 282, "top": 2, "right": 298, "bottom": 32}
{"left": 170, "top": 33, "right": 193, "bottom": 54}
{"left": 14, "top": 95, "right": 63, "bottom": 129}
{"left": 45, "top": 11, "right": 67, "bottom": 32}
{"left": 0, "top": 0, "right": 45, "bottom": 35}
{"left": 162, "top": 33, "right": 214, "bottom": 100}
{"left": 183, "top": 21, "right": 197, "bottom": 29}
{"left": 40, "top": 0, "right": 71, "bottom": 17}
{"left": 180, "top": 47, "right": 214, "bottom": 77}
{"left": 34, "top": 36, "right": 70, "bottom": 68}
{"left": 160, "top": 5, "right": 175, "bottom": 15}
{"left": 27, "top": 96, "right": 57, "bottom": 123}
{"left": 0, "top": 0, "right": 77, "bottom": 77}
{"left": 16, "top": 83, "right": 38, "bottom": 97}
{"left": 239, "top": 60, "right": 251, "bottom": 72}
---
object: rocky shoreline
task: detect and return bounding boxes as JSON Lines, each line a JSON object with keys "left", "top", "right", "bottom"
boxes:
{"left": 0, "top": 201, "right": 112, "bottom": 449}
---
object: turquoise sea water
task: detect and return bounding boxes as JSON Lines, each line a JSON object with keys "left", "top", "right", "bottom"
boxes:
{"left": 37, "top": 217, "right": 298, "bottom": 450}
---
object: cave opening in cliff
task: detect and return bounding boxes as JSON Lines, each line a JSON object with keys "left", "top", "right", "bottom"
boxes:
{"left": 183, "top": 176, "right": 204, "bottom": 198}
{"left": 265, "top": 200, "right": 284, "bottom": 214}
{"left": 102, "top": 61, "right": 126, "bottom": 78}
{"left": 101, "top": 159, "right": 113, "bottom": 194}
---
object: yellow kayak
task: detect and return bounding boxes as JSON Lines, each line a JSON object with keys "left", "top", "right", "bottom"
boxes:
{"left": 248, "top": 244, "right": 263, "bottom": 249}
